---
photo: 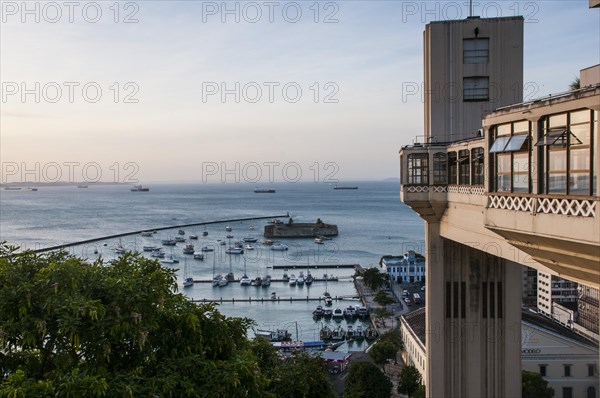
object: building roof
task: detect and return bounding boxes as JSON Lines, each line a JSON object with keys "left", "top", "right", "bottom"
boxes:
{"left": 523, "top": 311, "right": 598, "bottom": 348}
{"left": 402, "top": 307, "right": 426, "bottom": 346}
{"left": 319, "top": 351, "right": 352, "bottom": 363}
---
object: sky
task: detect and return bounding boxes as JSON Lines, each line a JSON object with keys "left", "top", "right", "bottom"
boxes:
{"left": 1, "top": 0, "right": 599, "bottom": 183}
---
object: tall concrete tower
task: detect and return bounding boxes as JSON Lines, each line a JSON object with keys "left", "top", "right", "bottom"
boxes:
{"left": 423, "top": 16, "right": 524, "bottom": 143}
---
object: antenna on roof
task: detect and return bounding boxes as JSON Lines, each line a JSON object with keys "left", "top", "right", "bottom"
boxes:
{"left": 469, "top": 0, "right": 473, "bottom": 17}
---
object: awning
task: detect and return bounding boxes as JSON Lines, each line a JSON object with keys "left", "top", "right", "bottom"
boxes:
{"left": 490, "top": 135, "right": 528, "bottom": 153}
{"left": 535, "top": 129, "right": 582, "bottom": 147}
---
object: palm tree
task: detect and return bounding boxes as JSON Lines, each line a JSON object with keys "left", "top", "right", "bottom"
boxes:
{"left": 569, "top": 77, "right": 580, "bottom": 91}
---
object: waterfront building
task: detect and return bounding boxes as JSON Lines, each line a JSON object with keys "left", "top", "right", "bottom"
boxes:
{"left": 381, "top": 251, "right": 426, "bottom": 284}
{"left": 400, "top": 309, "right": 599, "bottom": 398}
{"left": 398, "top": 4, "right": 599, "bottom": 397}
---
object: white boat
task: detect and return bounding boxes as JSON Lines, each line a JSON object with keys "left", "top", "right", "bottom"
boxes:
{"left": 218, "top": 276, "right": 228, "bottom": 287}
{"left": 297, "top": 271, "right": 305, "bottom": 286}
{"left": 332, "top": 308, "right": 344, "bottom": 319}
{"left": 160, "top": 255, "right": 179, "bottom": 264}
{"left": 355, "top": 325, "right": 364, "bottom": 339}
{"left": 344, "top": 306, "right": 357, "bottom": 318}
{"left": 347, "top": 325, "right": 354, "bottom": 338}
{"left": 240, "top": 274, "right": 251, "bottom": 286}
{"left": 143, "top": 245, "right": 158, "bottom": 252}
{"left": 115, "top": 244, "right": 127, "bottom": 255}
{"left": 183, "top": 244, "right": 195, "bottom": 254}
{"left": 243, "top": 237, "right": 258, "bottom": 242}
{"left": 244, "top": 244, "right": 254, "bottom": 251}
{"left": 249, "top": 225, "right": 255, "bottom": 230}
{"left": 189, "top": 234, "right": 198, "bottom": 240}
{"left": 225, "top": 247, "right": 243, "bottom": 254}
{"left": 262, "top": 239, "right": 274, "bottom": 246}
{"left": 183, "top": 260, "right": 193, "bottom": 287}
{"left": 331, "top": 326, "right": 346, "bottom": 340}
{"left": 193, "top": 252, "right": 204, "bottom": 260}
{"left": 151, "top": 249, "right": 165, "bottom": 258}
{"left": 270, "top": 244, "right": 288, "bottom": 251}
{"left": 174, "top": 236, "right": 186, "bottom": 243}
{"left": 288, "top": 274, "right": 297, "bottom": 286}
{"left": 225, "top": 226, "right": 232, "bottom": 232}
{"left": 201, "top": 246, "right": 214, "bottom": 252}
{"left": 325, "top": 297, "right": 333, "bottom": 306}
{"left": 140, "top": 231, "right": 153, "bottom": 237}
{"left": 162, "top": 239, "right": 176, "bottom": 246}
{"left": 314, "top": 238, "right": 324, "bottom": 244}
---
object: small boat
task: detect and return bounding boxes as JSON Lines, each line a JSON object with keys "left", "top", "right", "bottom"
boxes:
{"left": 201, "top": 246, "right": 214, "bottom": 252}
{"left": 270, "top": 244, "right": 288, "bottom": 251}
{"left": 130, "top": 185, "right": 149, "bottom": 192}
{"left": 143, "top": 245, "right": 158, "bottom": 252}
{"left": 219, "top": 241, "right": 226, "bottom": 246}
{"left": 218, "top": 276, "right": 228, "bottom": 287}
{"left": 140, "top": 231, "right": 153, "bottom": 237}
{"left": 160, "top": 255, "right": 179, "bottom": 264}
{"left": 305, "top": 272, "right": 313, "bottom": 286}
{"left": 288, "top": 274, "right": 297, "bottom": 286}
{"left": 262, "top": 239, "right": 274, "bottom": 246}
{"left": 183, "top": 244, "right": 195, "bottom": 254}
{"left": 249, "top": 225, "right": 255, "bottom": 230}
{"left": 225, "top": 247, "right": 243, "bottom": 254}
{"left": 355, "top": 325, "right": 364, "bottom": 339}
{"left": 325, "top": 297, "right": 333, "bottom": 306}
{"left": 297, "top": 272, "right": 305, "bottom": 286}
{"left": 320, "top": 326, "right": 332, "bottom": 340}
{"left": 270, "top": 292, "right": 277, "bottom": 300}
{"left": 174, "top": 236, "right": 186, "bottom": 243}
{"left": 254, "top": 188, "right": 276, "bottom": 193}
{"left": 225, "top": 226, "right": 232, "bottom": 232}
{"left": 226, "top": 234, "right": 234, "bottom": 239}
{"left": 357, "top": 306, "right": 369, "bottom": 318}
{"left": 162, "top": 239, "right": 176, "bottom": 246}
{"left": 240, "top": 274, "right": 252, "bottom": 286}
{"left": 93, "top": 249, "right": 99, "bottom": 255}
{"left": 225, "top": 272, "right": 235, "bottom": 282}
{"left": 27, "top": 187, "right": 38, "bottom": 192}
{"left": 344, "top": 306, "right": 357, "bottom": 318}
{"left": 331, "top": 326, "right": 346, "bottom": 340}
{"left": 313, "top": 306, "right": 324, "bottom": 317}
{"left": 323, "top": 308, "right": 333, "bottom": 317}
{"left": 202, "top": 231, "right": 209, "bottom": 237}
{"left": 333, "top": 185, "right": 358, "bottom": 190}
{"left": 193, "top": 252, "right": 204, "bottom": 260}
{"left": 183, "top": 277, "right": 194, "bottom": 287}
{"left": 151, "top": 250, "right": 165, "bottom": 258}
{"left": 178, "top": 230, "right": 185, "bottom": 235}
{"left": 211, "top": 274, "right": 221, "bottom": 287}
{"left": 189, "top": 234, "right": 198, "bottom": 240}
{"left": 243, "top": 237, "right": 258, "bottom": 242}
{"left": 347, "top": 326, "right": 354, "bottom": 338}
{"left": 244, "top": 244, "right": 254, "bottom": 251}
{"left": 250, "top": 276, "right": 261, "bottom": 286}
{"left": 282, "top": 270, "right": 289, "bottom": 281}
{"left": 318, "top": 236, "right": 333, "bottom": 241}
{"left": 314, "top": 238, "right": 324, "bottom": 244}
{"left": 77, "top": 185, "right": 88, "bottom": 188}
{"left": 115, "top": 245, "right": 127, "bottom": 255}
{"left": 261, "top": 275, "right": 271, "bottom": 287}
{"left": 332, "top": 308, "right": 344, "bottom": 319}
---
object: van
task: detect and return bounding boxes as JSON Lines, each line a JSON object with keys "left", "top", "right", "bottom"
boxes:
{"left": 413, "top": 293, "right": 422, "bottom": 304}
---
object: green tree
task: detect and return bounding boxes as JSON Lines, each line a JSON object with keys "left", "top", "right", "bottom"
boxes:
{"left": 374, "top": 290, "right": 396, "bottom": 308}
{"left": 342, "top": 361, "right": 392, "bottom": 398}
{"left": 397, "top": 365, "right": 422, "bottom": 398}
{"left": 414, "top": 385, "right": 426, "bottom": 398}
{"left": 522, "top": 371, "right": 555, "bottom": 398}
{"left": 569, "top": 77, "right": 580, "bottom": 91}
{"left": 0, "top": 246, "right": 269, "bottom": 397}
{"left": 268, "top": 353, "right": 334, "bottom": 398}
{"left": 368, "top": 341, "right": 397, "bottom": 365}
{"left": 362, "top": 267, "right": 386, "bottom": 291}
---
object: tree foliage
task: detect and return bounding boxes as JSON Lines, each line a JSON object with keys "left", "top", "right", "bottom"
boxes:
{"left": 373, "top": 290, "right": 396, "bottom": 307}
{"left": 569, "top": 77, "right": 580, "bottom": 91}
{"left": 362, "top": 267, "right": 386, "bottom": 291}
{"left": 522, "top": 371, "right": 555, "bottom": 398}
{"left": 342, "top": 361, "right": 392, "bottom": 398}
{"left": 397, "top": 365, "right": 422, "bottom": 398}
{"left": 268, "top": 353, "right": 334, "bottom": 398}
{"left": 0, "top": 246, "right": 270, "bottom": 397}
{"left": 368, "top": 330, "right": 403, "bottom": 365}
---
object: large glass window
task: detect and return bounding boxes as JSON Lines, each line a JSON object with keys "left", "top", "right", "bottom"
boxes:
{"left": 448, "top": 152, "right": 458, "bottom": 184}
{"left": 407, "top": 153, "right": 429, "bottom": 185}
{"left": 458, "top": 150, "right": 470, "bottom": 184}
{"left": 491, "top": 121, "right": 531, "bottom": 192}
{"left": 464, "top": 77, "right": 489, "bottom": 101}
{"left": 463, "top": 38, "right": 489, "bottom": 64}
{"left": 471, "top": 148, "right": 484, "bottom": 185}
{"left": 433, "top": 152, "right": 447, "bottom": 185}
{"left": 538, "top": 109, "right": 594, "bottom": 195}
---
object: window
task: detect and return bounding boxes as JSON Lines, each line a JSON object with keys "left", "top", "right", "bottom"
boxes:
{"left": 564, "top": 365, "right": 571, "bottom": 377}
{"left": 458, "top": 150, "right": 470, "bottom": 184}
{"left": 464, "top": 38, "right": 489, "bottom": 64}
{"left": 464, "top": 77, "right": 489, "bottom": 101}
{"left": 563, "top": 387, "right": 573, "bottom": 398}
{"left": 491, "top": 121, "right": 531, "bottom": 192}
{"left": 539, "top": 365, "right": 547, "bottom": 376}
{"left": 589, "top": 365, "right": 596, "bottom": 377}
{"left": 539, "top": 110, "right": 594, "bottom": 195}
{"left": 433, "top": 152, "right": 447, "bottom": 185}
{"left": 407, "top": 153, "right": 429, "bottom": 185}
{"left": 471, "top": 148, "right": 484, "bottom": 185}
{"left": 448, "top": 152, "right": 458, "bottom": 184}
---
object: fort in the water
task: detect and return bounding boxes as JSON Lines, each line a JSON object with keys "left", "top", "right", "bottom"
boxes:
{"left": 264, "top": 218, "right": 338, "bottom": 238}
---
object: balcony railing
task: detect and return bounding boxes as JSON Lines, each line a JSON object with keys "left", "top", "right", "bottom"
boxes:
{"left": 487, "top": 193, "right": 596, "bottom": 218}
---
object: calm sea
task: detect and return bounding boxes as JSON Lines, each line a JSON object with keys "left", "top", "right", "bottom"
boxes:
{"left": 0, "top": 181, "right": 424, "bottom": 350}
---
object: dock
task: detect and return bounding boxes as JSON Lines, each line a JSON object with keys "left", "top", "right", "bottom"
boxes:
{"left": 190, "top": 295, "right": 360, "bottom": 304}
{"left": 270, "top": 264, "right": 359, "bottom": 270}
{"left": 192, "top": 277, "right": 351, "bottom": 284}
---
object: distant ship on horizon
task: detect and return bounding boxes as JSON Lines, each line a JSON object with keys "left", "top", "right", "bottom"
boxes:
{"left": 131, "top": 185, "right": 150, "bottom": 192}
{"left": 254, "top": 188, "right": 276, "bottom": 193}
{"left": 333, "top": 185, "right": 358, "bottom": 190}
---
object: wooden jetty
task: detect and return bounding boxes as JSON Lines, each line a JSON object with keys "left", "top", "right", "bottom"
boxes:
{"left": 190, "top": 295, "right": 360, "bottom": 304}
{"left": 271, "top": 264, "right": 359, "bottom": 270}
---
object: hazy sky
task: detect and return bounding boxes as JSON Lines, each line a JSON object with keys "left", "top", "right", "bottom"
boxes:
{"left": 1, "top": 1, "right": 598, "bottom": 183}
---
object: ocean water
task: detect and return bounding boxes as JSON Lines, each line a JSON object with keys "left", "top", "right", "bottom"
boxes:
{"left": 0, "top": 181, "right": 424, "bottom": 349}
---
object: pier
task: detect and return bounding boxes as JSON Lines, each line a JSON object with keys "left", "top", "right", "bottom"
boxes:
{"left": 190, "top": 295, "right": 359, "bottom": 304}
{"left": 270, "top": 264, "right": 359, "bottom": 270}
{"left": 192, "top": 276, "right": 351, "bottom": 284}
{"left": 26, "top": 214, "right": 289, "bottom": 254}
